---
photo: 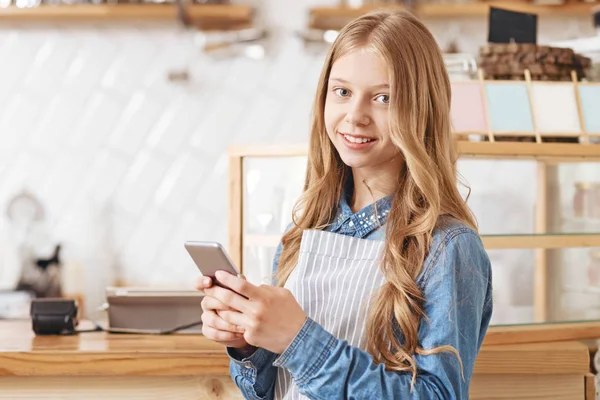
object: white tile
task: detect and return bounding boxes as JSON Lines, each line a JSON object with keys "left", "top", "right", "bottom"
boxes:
{"left": 114, "top": 149, "right": 168, "bottom": 216}
{"left": 142, "top": 32, "right": 192, "bottom": 79}
{"left": 80, "top": 149, "right": 130, "bottom": 205}
{"left": 100, "top": 33, "right": 157, "bottom": 96}
{"left": 109, "top": 206, "right": 138, "bottom": 254}
{"left": 63, "top": 34, "right": 117, "bottom": 96}
{"left": 108, "top": 91, "right": 164, "bottom": 157}
{"left": 23, "top": 36, "right": 78, "bottom": 93}
{"left": 155, "top": 210, "right": 206, "bottom": 286}
{"left": 0, "top": 149, "right": 50, "bottom": 201}
{"left": 0, "top": 91, "right": 44, "bottom": 150}
{"left": 29, "top": 93, "right": 86, "bottom": 154}
{"left": 232, "top": 92, "right": 284, "bottom": 144}
{"left": 121, "top": 208, "right": 172, "bottom": 283}
{"left": 224, "top": 57, "right": 269, "bottom": 96}
{"left": 275, "top": 92, "right": 312, "bottom": 142}
{"left": 68, "top": 90, "right": 124, "bottom": 156}
{"left": 194, "top": 166, "right": 227, "bottom": 216}
{"left": 145, "top": 93, "right": 205, "bottom": 157}
{"left": 153, "top": 154, "right": 205, "bottom": 215}
{"left": 263, "top": 35, "right": 311, "bottom": 96}
{"left": 189, "top": 91, "right": 246, "bottom": 155}
{"left": 0, "top": 32, "right": 38, "bottom": 94}
{"left": 37, "top": 152, "right": 89, "bottom": 218}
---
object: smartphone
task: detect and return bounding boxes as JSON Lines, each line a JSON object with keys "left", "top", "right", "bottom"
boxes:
{"left": 184, "top": 241, "right": 240, "bottom": 289}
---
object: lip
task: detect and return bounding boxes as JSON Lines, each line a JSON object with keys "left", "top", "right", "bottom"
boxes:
{"left": 338, "top": 131, "right": 377, "bottom": 150}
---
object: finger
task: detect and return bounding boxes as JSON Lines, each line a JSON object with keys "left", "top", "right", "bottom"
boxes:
{"left": 215, "top": 270, "right": 258, "bottom": 298}
{"left": 204, "top": 284, "right": 252, "bottom": 314}
{"left": 201, "top": 296, "right": 236, "bottom": 312}
{"left": 219, "top": 309, "right": 253, "bottom": 329}
{"left": 195, "top": 276, "right": 213, "bottom": 291}
{"left": 203, "top": 325, "right": 244, "bottom": 342}
{"left": 203, "top": 310, "right": 245, "bottom": 333}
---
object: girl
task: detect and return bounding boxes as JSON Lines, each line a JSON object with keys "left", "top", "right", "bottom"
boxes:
{"left": 197, "top": 9, "right": 492, "bottom": 400}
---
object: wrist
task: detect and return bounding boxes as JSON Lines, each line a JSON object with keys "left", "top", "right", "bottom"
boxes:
{"left": 231, "top": 344, "right": 258, "bottom": 358}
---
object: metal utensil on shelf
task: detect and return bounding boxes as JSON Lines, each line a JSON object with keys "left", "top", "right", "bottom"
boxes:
{"left": 444, "top": 53, "right": 478, "bottom": 80}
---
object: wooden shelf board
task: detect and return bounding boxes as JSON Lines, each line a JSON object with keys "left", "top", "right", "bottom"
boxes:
{"left": 482, "top": 234, "right": 600, "bottom": 249}
{"left": 0, "top": 4, "right": 253, "bottom": 24}
{"left": 229, "top": 142, "right": 600, "bottom": 161}
{"left": 475, "top": 339, "right": 590, "bottom": 374}
{"left": 309, "top": 2, "right": 596, "bottom": 29}
{"left": 457, "top": 141, "right": 600, "bottom": 161}
{"left": 484, "top": 320, "right": 600, "bottom": 346}
{"left": 245, "top": 233, "right": 600, "bottom": 250}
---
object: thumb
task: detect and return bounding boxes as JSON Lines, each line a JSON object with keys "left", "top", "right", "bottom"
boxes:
{"left": 195, "top": 276, "right": 213, "bottom": 290}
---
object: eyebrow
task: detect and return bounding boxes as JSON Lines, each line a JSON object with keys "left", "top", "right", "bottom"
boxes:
{"left": 329, "top": 77, "right": 389, "bottom": 89}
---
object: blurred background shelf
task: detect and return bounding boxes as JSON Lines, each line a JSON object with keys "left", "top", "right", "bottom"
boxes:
{"left": 309, "top": 3, "right": 598, "bottom": 30}
{"left": 419, "top": 2, "right": 597, "bottom": 18}
{"left": 0, "top": 4, "right": 253, "bottom": 26}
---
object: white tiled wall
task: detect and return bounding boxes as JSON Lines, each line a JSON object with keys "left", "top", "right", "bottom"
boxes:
{"left": 0, "top": 5, "right": 596, "bottom": 317}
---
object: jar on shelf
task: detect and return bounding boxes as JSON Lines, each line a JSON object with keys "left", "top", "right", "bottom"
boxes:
{"left": 593, "top": 183, "right": 600, "bottom": 219}
{"left": 587, "top": 250, "right": 600, "bottom": 288}
{"left": 574, "top": 182, "right": 593, "bottom": 218}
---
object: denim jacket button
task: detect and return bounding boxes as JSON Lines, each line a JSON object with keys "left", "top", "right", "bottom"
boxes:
{"left": 244, "top": 362, "right": 252, "bottom": 369}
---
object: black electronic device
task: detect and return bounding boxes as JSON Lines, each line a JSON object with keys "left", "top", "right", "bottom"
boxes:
{"left": 30, "top": 298, "right": 78, "bottom": 335}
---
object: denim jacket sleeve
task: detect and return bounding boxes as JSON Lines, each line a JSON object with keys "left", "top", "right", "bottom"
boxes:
{"left": 271, "top": 228, "right": 493, "bottom": 400}
{"left": 226, "top": 227, "right": 290, "bottom": 399}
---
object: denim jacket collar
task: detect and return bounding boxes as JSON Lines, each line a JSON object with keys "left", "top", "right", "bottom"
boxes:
{"left": 329, "top": 178, "right": 393, "bottom": 238}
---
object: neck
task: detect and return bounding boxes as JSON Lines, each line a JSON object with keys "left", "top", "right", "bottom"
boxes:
{"left": 349, "top": 155, "right": 403, "bottom": 213}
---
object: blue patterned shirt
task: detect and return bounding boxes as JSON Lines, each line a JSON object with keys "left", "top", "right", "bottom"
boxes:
{"left": 227, "top": 187, "right": 493, "bottom": 400}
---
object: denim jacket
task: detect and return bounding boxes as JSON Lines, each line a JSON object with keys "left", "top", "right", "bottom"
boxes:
{"left": 227, "top": 190, "right": 493, "bottom": 400}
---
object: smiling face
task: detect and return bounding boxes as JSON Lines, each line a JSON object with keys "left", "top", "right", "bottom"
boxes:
{"left": 324, "top": 47, "right": 400, "bottom": 171}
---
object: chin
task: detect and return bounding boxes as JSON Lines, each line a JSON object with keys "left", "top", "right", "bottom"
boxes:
{"left": 336, "top": 151, "right": 373, "bottom": 169}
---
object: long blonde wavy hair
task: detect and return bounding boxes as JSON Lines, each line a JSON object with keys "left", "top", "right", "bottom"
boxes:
{"left": 275, "top": 9, "right": 477, "bottom": 385}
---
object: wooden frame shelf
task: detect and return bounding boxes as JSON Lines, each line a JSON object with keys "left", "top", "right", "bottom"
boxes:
{"left": 309, "top": 2, "right": 597, "bottom": 29}
{"left": 244, "top": 233, "right": 600, "bottom": 250}
{"left": 0, "top": 4, "right": 253, "bottom": 28}
{"left": 482, "top": 234, "right": 600, "bottom": 249}
{"left": 459, "top": 142, "right": 600, "bottom": 162}
{"left": 229, "top": 142, "right": 600, "bottom": 162}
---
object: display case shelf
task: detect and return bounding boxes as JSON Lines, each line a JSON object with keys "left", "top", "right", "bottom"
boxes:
{"left": 483, "top": 233, "right": 600, "bottom": 249}
{"left": 245, "top": 233, "right": 600, "bottom": 250}
{"left": 230, "top": 142, "right": 600, "bottom": 162}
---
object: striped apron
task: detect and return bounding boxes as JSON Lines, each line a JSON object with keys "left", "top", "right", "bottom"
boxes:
{"left": 274, "top": 229, "right": 387, "bottom": 400}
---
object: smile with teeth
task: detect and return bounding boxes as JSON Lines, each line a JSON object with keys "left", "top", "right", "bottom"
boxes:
{"left": 342, "top": 134, "right": 374, "bottom": 144}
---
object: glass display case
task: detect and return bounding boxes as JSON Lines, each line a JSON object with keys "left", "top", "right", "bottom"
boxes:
{"left": 228, "top": 141, "right": 600, "bottom": 327}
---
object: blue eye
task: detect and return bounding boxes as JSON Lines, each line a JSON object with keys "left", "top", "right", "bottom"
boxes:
{"left": 334, "top": 88, "right": 350, "bottom": 97}
{"left": 375, "top": 94, "right": 390, "bottom": 104}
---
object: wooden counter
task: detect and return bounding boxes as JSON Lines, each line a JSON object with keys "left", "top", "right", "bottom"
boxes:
{"left": 0, "top": 320, "right": 594, "bottom": 399}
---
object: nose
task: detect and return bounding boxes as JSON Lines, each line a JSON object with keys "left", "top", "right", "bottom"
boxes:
{"left": 344, "top": 100, "right": 370, "bottom": 126}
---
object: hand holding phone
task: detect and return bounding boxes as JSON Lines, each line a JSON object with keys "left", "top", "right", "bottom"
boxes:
{"left": 185, "top": 241, "right": 242, "bottom": 289}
